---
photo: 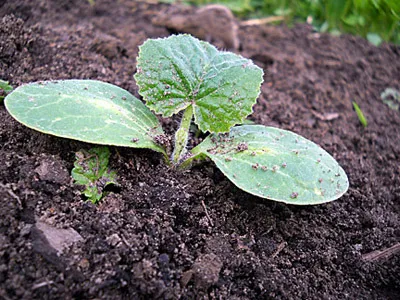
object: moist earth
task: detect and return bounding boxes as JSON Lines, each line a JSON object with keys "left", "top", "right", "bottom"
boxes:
{"left": 0, "top": 1, "right": 399, "bottom": 299}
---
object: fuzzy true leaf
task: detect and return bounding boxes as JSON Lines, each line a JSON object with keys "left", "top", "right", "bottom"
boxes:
{"left": 71, "top": 147, "right": 117, "bottom": 203}
{"left": 134, "top": 34, "right": 263, "bottom": 133}
{"left": 192, "top": 125, "right": 349, "bottom": 205}
{"left": 4, "top": 80, "right": 166, "bottom": 154}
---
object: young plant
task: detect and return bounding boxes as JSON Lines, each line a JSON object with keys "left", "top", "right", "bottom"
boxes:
{"left": 71, "top": 146, "right": 117, "bottom": 203}
{"left": 352, "top": 101, "right": 368, "bottom": 127}
{"left": 0, "top": 79, "right": 13, "bottom": 102}
{"left": 4, "top": 34, "right": 349, "bottom": 205}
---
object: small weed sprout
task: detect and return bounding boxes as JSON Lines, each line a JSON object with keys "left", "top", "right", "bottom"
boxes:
{"left": 0, "top": 80, "right": 13, "bottom": 102}
{"left": 352, "top": 101, "right": 368, "bottom": 127}
{"left": 4, "top": 34, "right": 348, "bottom": 205}
{"left": 71, "top": 147, "right": 117, "bottom": 203}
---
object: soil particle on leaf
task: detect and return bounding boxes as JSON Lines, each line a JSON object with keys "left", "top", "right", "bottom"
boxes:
{"left": 0, "top": 0, "right": 399, "bottom": 299}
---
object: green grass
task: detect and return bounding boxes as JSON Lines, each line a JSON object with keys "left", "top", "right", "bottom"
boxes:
{"left": 171, "top": 0, "right": 400, "bottom": 45}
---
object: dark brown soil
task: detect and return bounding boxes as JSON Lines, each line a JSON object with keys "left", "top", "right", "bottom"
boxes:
{"left": 1, "top": 1, "right": 399, "bottom": 299}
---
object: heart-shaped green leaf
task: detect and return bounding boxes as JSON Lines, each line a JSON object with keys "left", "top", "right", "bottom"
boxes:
{"left": 191, "top": 125, "right": 349, "bottom": 205}
{"left": 5, "top": 80, "right": 166, "bottom": 154}
{"left": 134, "top": 34, "right": 263, "bottom": 133}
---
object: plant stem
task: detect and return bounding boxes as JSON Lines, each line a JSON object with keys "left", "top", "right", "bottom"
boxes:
{"left": 172, "top": 105, "right": 193, "bottom": 164}
{"left": 178, "top": 152, "right": 206, "bottom": 170}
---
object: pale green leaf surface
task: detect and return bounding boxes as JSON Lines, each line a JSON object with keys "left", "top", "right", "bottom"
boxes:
{"left": 5, "top": 80, "right": 165, "bottom": 153}
{"left": 134, "top": 34, "right": 263, "bottom": 133}
{"left": 192, "top": 125, "right": 349, "bottom": 205}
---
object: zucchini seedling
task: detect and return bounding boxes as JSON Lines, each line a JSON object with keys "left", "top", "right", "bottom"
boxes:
{"left": 4, "top": 34, "right": 348, "bottom": 205}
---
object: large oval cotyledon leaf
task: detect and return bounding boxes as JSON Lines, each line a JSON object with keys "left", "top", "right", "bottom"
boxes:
{"left": 134, "top": 34, "right": 263, "bottom": 133}
{"left": 191, "top": 125, "right": 349, "bottom": 205}
{"left": 5, "top": 80, "right": 166, "bottom": 154}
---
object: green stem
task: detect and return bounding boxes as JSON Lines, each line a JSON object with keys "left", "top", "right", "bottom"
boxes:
{"left": 172, "top": 105, "right": 193, "bottom": 164}
{"left": 178, "top": 152, "right": 206, "bottom": 170}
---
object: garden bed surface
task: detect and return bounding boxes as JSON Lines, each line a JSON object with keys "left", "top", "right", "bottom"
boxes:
{"left": 0, "top": 0, "right": 399, "bottom": 299}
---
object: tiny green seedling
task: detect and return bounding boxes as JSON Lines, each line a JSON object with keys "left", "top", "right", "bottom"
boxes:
{"left": 71, "top": 146, "right": 117, "bottom": 203}
{"left": 0, "top": 80, "right": 13, "bottom": 102}
{"left": 4, "top": 34, "right": 349, "bottom": 205}
{"left": 352, "top": 101, "right": 368, "bottom": 127}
